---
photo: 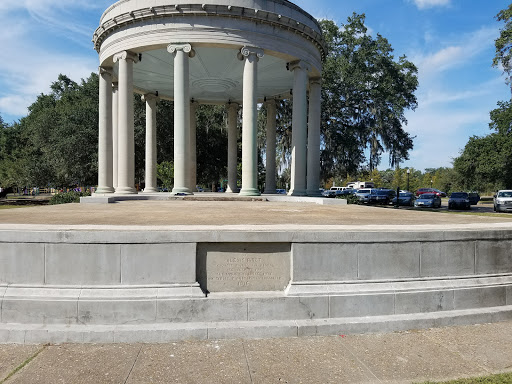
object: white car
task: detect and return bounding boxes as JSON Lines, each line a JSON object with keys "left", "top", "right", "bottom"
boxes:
{"left": 494, "top": 190, "right": 512, "bottom": 212}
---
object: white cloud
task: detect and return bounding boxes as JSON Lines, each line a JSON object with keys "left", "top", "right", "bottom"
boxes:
{"left": 413, "top": 0, "right": 451, "bottom": 10}
{"left": 412, "top": 26, "right": 498, "bottom": 79}
{"left": 0, "top": 1, "right": 103, "bottom": 120}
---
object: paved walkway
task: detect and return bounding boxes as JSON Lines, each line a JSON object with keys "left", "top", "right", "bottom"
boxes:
{"left": 1, "top": 321, "right": 511, "bottom": 383}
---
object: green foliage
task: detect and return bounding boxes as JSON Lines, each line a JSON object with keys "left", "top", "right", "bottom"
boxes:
{"left": 3, "top": 74, "right": 100, "bottom": 188}
{"left": 156, "top": 161, "right": 174, "bottom": 191}
{"left": 196, "top": 105, "right": 228, "bottom": 187}
{"left": 319, "top": 15, "right": 418, "bottom": 180}
{"left": 369, "top": 169, "right": 382, "bottom": 188}
{"left": 341, "top": 193, "right": 360, "bottom": 205}
{"left": 493, "top": 4, "right": 512, "bottom": 84}
{"left": 453, "top": 133, "right": 512, "bottom": 192}
{"left": 49, "top": 189, "right": 91, "bottom": 205}
{"left": 489, "top": 100, "right": 512, "bottom": 134}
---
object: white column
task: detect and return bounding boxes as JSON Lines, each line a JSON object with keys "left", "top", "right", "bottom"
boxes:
{"left": 112, "top": 82, "right": 119, "bottom": 190}
{"left": 239, "top": 46, "right": 264, "bottom": 196}
{"left": 288, "top": 60, "right": 309, "bottom": 196}
{"left": 142, "top": 93, "right": 159, "bottom": 193}
{"left": 113, "top": 50, "right": 139, "bottom": 194}
{"left": 263, "top": 99, "right": 277, "bottom": 194}
{"left": 226, "top": 102, "right": 239, "bottom": 193}
{"left": 168, "top": 43, "right": 195, "bottom": 195}
{"left": 95, "top": 66, "right": 114, "bottom": 194}
{"left": 307, "top": 78, "right": 322, "bottom": 197}
{"left": 189, "top": 100, "right": 199, "bottom": 192}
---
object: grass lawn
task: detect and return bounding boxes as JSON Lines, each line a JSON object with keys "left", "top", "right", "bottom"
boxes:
{"left": 420, "top": 372, "right": 512, "bottom": 383}
{"left": 0, "top": 205, "right": 28, "bottom": 210}
{"left": 441, "top": 210, "right": 512, "bottom": 218}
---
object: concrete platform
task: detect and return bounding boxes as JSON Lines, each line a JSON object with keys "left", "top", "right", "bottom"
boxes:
{"left": 1, "top": 198, "right": 512, "bottom": 343}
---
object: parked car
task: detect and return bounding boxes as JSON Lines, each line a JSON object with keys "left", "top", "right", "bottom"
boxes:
{"left": 433, "top": 189, "right": 447, "bottom": 197}
{"left": 276, "top": 189, "right": 286, "bottom": 194}
{"left": 415, "top": 188, "right": 445, "bottom": 197}
{"left": 391, "top": 191, "right": 415, "bottom": 206}
{"left": 337, "top": 189, "right": 356, "bottom": 197}
{"left": 494, "top": 190, "right": 512, "bottom": 213}
{"left": 448, "top": 192, "right": 471, "bottom": 210}
{"left": 355, "top": 188, "right": 373, "bottom": 204}
{"left": 368, "top": 189, "right": 396, "bottom": 205}
{"left": 321, "top": 189, "right": 337, "bottom": 198}
{"left": 414, "top": 193, "right": 442, "bottom": 208}
{"left": 468, "top": 192, "right": 480, "bottom": 205}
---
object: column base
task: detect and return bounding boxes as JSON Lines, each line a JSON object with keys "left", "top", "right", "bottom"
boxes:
{"left": 306, "top": 189, "right": 322, "bottom": 197}
{"left": 288, "top": 189, "right": 307, "bottom": 197}
{"left": 225, "top": 187, "right": 239, "bottom": 194}
{"left": 115, "top": 187, "right": 138, "bottom": 195}
{"left": 142, "top": 188, "right": 159, "bottom": 193}
{"left": 239, "top": 188, "right": 261, "bottom": 197}
{"left": 95, "top": 187, "right": 115, "bottom": 194}
{"left": 171, "top": 187, "right": 193, "bottom": 196}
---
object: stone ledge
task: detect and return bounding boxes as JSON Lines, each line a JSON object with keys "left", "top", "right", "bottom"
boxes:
{"left": 2, "top": 305, "right": 511, "bottom": 344}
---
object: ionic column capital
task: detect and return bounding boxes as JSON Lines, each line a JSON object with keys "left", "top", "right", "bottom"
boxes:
{"left": 113, "top": 50, "right": 139, "bottom": 64}
{"left": 190, "top": 99, "right": 199, "bottom": 112}
{"left": 141, "top": 93, "right": 159, "bottom": 103}
{"left": 167, "top": 43, "right": 196, "bottom": 57}
{"left": 99, "top": 66, "right": 114, "bottom": 77}
{"left": 309, "top": 77, "right": 322, "bottom": 86}
{"left": 227, "top": 102, "right": 240, "bottom": 112}
{"left": 288, "top": 60, "right": 310, "bottom": 73}
{"left": 238, "top": 46, "right": 264, "bottom": 61}
{"left": 265, "top": 98, "right": 277, "bottom": 108}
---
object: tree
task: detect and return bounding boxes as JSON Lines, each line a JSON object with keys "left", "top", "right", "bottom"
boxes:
{"left": 369, "top": 169, "right": 382, "bottom": 187}
{"left": 489, "top": 100, "right": 512, "bottom": 134}
{"left": 320, "top": 15, "right": 418, "bottom": 180}
{"left": 195, "top": 105, "right": 228, "bottom": 188}
{"left": 453, "top": 134, "right": 512, "bottom": 192}
{"left": 493, "top": 4, "right": 512, "bottom": 86}
{"left": 392, "top": 167, "right": 404, "bottom": 190}
{"left": 156, "top": 161, "right": 174, "bottom": 191}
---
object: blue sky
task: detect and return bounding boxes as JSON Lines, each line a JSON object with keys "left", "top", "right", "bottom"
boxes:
{"left": 0, "top": 0, "right": 510, "bottom": 172}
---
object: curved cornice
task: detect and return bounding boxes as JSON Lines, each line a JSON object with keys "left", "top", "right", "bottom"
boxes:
{"left": 92, "top": 3, "right": 327, "bottom": 61}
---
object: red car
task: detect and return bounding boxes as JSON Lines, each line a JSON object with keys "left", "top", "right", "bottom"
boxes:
{"left": 415, "top": 188, "right": 446, "bottom": 197}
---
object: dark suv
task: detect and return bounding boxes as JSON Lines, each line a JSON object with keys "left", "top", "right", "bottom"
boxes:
{"left": 368, "top": 189, "right": 396, "bottom": 205}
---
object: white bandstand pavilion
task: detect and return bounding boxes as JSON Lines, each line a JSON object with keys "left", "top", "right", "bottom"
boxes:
{"left": 93, "top": 0, "right": 326, "bottom": 197}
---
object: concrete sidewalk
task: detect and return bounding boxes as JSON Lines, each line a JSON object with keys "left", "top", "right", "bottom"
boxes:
{"left": 1, "top": 321, "right": 511, "bottom": 384}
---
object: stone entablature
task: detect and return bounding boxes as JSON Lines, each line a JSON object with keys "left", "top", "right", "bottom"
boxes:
{"left": 93, "top": 1, "right": 326, "bottom": 65}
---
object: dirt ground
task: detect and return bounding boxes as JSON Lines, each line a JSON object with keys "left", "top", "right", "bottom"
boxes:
{"left": 0, "top": 199, "right": 511, "bottom": 226}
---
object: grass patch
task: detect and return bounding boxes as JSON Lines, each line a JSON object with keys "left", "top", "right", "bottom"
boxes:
{"left": 0, "top": 205, "right": 27, "bottom": 210}
{"left": 440, "top": 210, "right": 512, "bottom": 218}
{"left": 419, "top": 372, "right": 512, "bottom": 384}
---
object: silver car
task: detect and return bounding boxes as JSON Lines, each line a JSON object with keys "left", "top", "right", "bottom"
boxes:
{"left": 494, "top": 190, "right": 512, "bottom": 212}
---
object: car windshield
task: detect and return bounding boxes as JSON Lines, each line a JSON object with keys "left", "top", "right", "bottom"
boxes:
{"left": 375, "top": 190, "right": 390, "bottom": 195}
{"left": 498, "top": 191, "right": 512, "bottom": 198}
{"left": 399, "top": 193, "right": 411, "bottom": 197}
{"left": 451, "top": 193, "right": 468, "bottom": 198}
{"left": 420, "top": 194, "right": 436, "bottom": 199}
{"left": 358, "top": 189, "right": 371, "bottom": 194}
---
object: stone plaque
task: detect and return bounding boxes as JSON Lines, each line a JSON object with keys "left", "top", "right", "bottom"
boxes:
{"left": 197, "top": 243, "right": 291, "bottom": 292}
